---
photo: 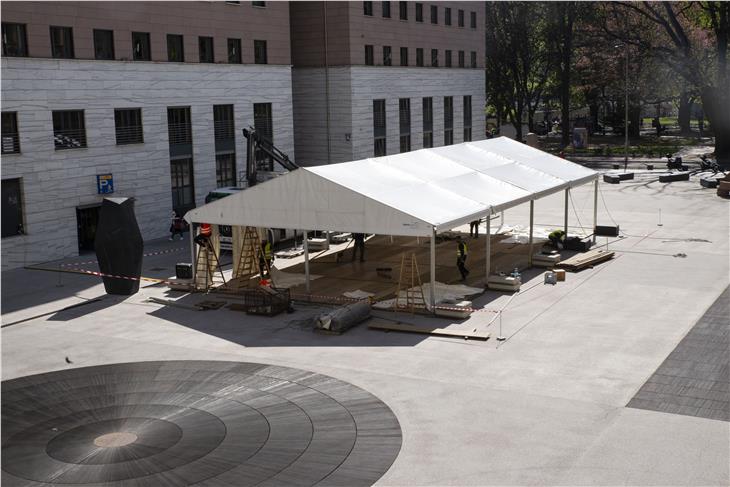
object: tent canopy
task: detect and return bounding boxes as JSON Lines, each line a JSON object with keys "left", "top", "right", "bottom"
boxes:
{"left": 185, "top": 137, "right": 597, "bottom": 237}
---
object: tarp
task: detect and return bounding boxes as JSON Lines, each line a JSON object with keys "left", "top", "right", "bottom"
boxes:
{"left": 185, "top": 137, "right": 597, "bottom": 237}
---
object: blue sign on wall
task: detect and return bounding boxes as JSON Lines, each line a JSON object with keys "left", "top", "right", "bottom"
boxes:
{"left": 97, "top": 174, "right": 114, "bottom": 194}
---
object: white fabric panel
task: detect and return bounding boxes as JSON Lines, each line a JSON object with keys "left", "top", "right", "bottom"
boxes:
{"left": 186, "top": 137, "right": 598, "bottom": 237}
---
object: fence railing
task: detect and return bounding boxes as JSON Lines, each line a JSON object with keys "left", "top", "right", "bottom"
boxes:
{"left": 1, "top": 133, "right": 20, "bottom": 153}
{"left": 168, "top": 123, "right": 192, "bottom": 145}
{"left": 54, "top": 129, "right": 87, "bottom": 150}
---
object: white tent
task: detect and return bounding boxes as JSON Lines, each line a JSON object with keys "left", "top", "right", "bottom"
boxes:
{"left": 185, "top": 137, "right": 599, "bottom": 305}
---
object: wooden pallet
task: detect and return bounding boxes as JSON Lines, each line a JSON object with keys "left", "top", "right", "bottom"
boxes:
{"left": 555, "top": 248, "right": 614, "bottom": 271}
{"left": 368, "top": 321, "right": 490, "bottom": 340}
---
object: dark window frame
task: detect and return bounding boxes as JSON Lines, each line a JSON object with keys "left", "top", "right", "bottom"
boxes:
{"left": 199, "top": 36, "right": 214, "bottom": 63}
{"left": 365, "top": 44, "right": 374, "bottom": 65}
{"left": 50, "top": 25, "right": 74, "bottom": 59}
{"left": 431, "top": 48, "right": 438, "bottom": 67}
{"left": 167, "top": 33, "right": 185, "bottom": 62}
{"left": 114, "top": 108, "right": 144, "bottom": 145}
{"left": 444, "top": 96, "right": 453, "bottom": 145}
{"left": 383, "top": 45, "right": 392, "bottom": 66}
{"left": 2, "top": 178, "right": 24, "bottom": 238}
{"left": 463, "top": 95, "right": 472, "bottom": 142}
{"left": 228, "top": 38, "right": 242, "bottom": 63}
{"left": 470, "top": 51, "right": 477, "bottom": 68}
{"left": 430, "top": 5, "right": 438, "bottom": 24}
{"left": 93, "top": 29, "right": 114, "bottom": 60}
{"left": 415, "top": 3, "right": 423, "bottom": 22}
{"left": 399, "top": 98, "right": 411, "bottom": 153}
{"left": 170, "top": 156, "right": 195, "bottom": 215}
{"left": 2, "top": 22, "right": 28, "bottom": 57}
{"left": 382, "top": 1, "right": 391, "bottom": 18}
{"left": 399, "top": 1, "right": 408, "bottom": 20}
{"left": 363, "top": 1, "right": 373, "bottom": 16}
{"left": 470, "top": 11, "right": 477, "bottom": 29}
{"left": 167, "top": 106, "right": 193, "bottom": 146}
{"left": 400, "top": 46, "right": 408, "bottom": 66}
{"left": 373, "top": 99, "right": 386, "bottom": 157}
{"left": 416, "top": 47, "right": 424, "bottom": 67}
{"left": 458, "top": 50, "right": 465, "bottom": 68}
{"left": 445, "top": 8, "right": 452, "bottom": 26}
{"left": 445, "top": 49, "right": 452, "bottom": 67}
{"left": 252, "top": 1, "right": 266, "bottom": 6}
{"left": 215, "top": 153, "right": 237, "bottom": 188}
{"left": 422, "top": 96, "right": 433, "bottom": 148}
{"left": 458, "top": 9, "right": 465, "bottom": 27}
{"left": 132, "top": 32, "right": 151, "bottom": 61}
{"left": 213, "top": 104, "right": 235, "bottom": 141}
{"left": 52, "top": 110, "right": 87, "bottom": 150}
{"left": 253, "top": 102, "right": 274, "bottom": 171}
{"left": 254, "top": 39, "right": 267, "bottom": 64}
{"left": 1, "top": 112, "right": 21, "bottom": 154}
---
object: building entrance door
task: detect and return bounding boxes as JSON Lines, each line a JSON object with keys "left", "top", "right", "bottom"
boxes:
{"left": 76, "top": 205, "right": 100, "bottom": 252}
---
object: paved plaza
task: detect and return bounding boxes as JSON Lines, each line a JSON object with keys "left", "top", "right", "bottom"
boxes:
{"left": 2, "top": 170, "right": 729, "bottom": 485}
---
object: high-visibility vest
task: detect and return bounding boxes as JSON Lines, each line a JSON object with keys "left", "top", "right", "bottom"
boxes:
{"left": 262, "top": 242, "right": 272, "bottom": 260}
{"left": 456, "top": 241, "right": 468, "bottom": 257}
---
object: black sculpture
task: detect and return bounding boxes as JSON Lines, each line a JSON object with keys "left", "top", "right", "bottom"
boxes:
{"left": 94, "top": 197, "right": 143, "bottom": 295}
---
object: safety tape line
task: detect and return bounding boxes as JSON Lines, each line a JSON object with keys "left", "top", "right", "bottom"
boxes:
{"left": 61, "top": 267, "right": 178, "bottom": 286}
{"left": 59, "top": 247, "right": 187, "bottom": 268}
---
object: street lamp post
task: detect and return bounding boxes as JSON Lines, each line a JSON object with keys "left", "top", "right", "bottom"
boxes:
{"left": 623, "top": 43, "right": 629, "bottom": 172}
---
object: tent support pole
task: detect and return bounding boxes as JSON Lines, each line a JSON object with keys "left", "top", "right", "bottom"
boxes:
{"left": 564, "top": 188, "right": 570, "bottom": 236}
{"left": 303, "top": 230, "right": 310, "bottom": 294}
{"left": 430, "top": 228, "right": 436, "bottom": 311}
{"left": 593, "top": 178, "right": 598, "bottom": 243}
{"left": 189, "top": 223, "right": 196, "bottom": 282}
{"left": 528, "top": 200, "right": 534, "bottom": 268}
{"left": 485, "top": 215, "right": 491, "bottom": 281}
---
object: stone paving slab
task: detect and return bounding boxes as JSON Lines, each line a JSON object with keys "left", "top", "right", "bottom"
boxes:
{"left": 628, "top": 286, "right": 730, "bottom": 422}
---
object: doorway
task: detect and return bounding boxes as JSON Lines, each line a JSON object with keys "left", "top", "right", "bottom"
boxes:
{"left": 76, "top": 205, "right": 100, "bottom": 252}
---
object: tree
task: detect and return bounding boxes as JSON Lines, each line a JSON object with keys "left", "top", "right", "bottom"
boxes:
{"left": 549, "top": 2, "right": 578, "bottom": 148}
{"left": 485, "top": 2, "right": 553, "bottom": 141}
{"left": 605, "top": 2, "right": 730, "bottom": 163}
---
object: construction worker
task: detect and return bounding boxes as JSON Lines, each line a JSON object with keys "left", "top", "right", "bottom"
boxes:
{"left": 469, "top": 219, "right": 480, "bottom": 238}
{"left": 456, "top": 236, "right": 469, "bottom": 281}
{"left": 548, "top": 229, "right": 566, "bottom": 249}
{"left": 259, "top": 238, "right": 273, "bottom": 278}
{"left": 352, "top": 233, "right": 365, "bottom": 262}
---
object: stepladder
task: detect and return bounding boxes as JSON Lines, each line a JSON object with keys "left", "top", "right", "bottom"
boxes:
{"left": 194, "top": 237, "right": 226, "bottom": 291}
{"left": 394, "top": 252, "right": 427, "bottom": 313}
{"left": 232, "top": 226, "right": 274, "bottom": 288}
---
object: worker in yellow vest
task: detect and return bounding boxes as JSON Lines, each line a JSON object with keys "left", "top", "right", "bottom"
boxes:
{"left": 259, "top": 239, "right": 273, "bottom": 278}
{"left": 456, "top": 236, "right": 469, "bottom": 281}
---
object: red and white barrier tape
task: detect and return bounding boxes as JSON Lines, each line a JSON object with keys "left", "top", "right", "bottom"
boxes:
{"left": 60, "top": 247, "right": 186, "bottom": 268}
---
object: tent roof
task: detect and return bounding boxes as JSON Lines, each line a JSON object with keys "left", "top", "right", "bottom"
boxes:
{"left": 185, "top": 137, "right": 597, "bottom": 237}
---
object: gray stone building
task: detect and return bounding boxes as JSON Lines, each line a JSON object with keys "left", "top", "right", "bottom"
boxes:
{"left": 290, "top": 1, "right": 486, "bottom": 166}
{"left": 1, "top": 1, "right": 294, "bottom": 269}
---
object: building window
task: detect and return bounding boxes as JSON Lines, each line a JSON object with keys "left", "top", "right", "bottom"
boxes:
{"left": 399, "top": 1, "right": 407, "bottom": 20}
{"left": 365, "top": 44, "right": 374, "bottom": 65}
{"left": 2, "top": 178, "right": 24, "bottom": 238}
{"left": 415, "top": 3, "right": 423, "bottom": 22}
{"left": 416, "top": 48, "right": 424, "bottom": 67}
{"left": 52, "top": 110, "right": 86, "bottom": 149}
{"left": 167, "top": 107, "right": 192, "bottom": 146}
{"left": 170, "top": 157, "right": 195, "bottom": 215}
{"left": 373, "top": 99, "right": 386, "bottom": 157}
{"left": 132, "top": 32, "right": 151, "bottom": 61}
{"left": 400, "top": 47, "right": 408, "bottom": 66}
{"left": 458, "top": 50, "right": 465, "bottom": 68}
{"left": 167, "top": 34, "right": 184, "bottom": 62}
{"left": 93, "top": 29, "right": 114, "bottom": 60}
{"left": 2, "top": 23, "right": 27, "bottom": 57}
{"left": 114, "top": 108, "right": 144, "bottom": 145}
{"left": 214, "top": 104, "right": 235, "bottom": 141}
{"left": 253, "top": 103, "right": 274, "bottom": 171}
{"left": 382, "top": 1, "right": 391, "bottom": 18}
{"left": 252, "top": 1, "right": 266, "bottom": 6}
{"left": 363, "top": 1, "right": 373, "bottom": 16}
{"left": 444, "top": 96, "right": 453, "bottom": 145}
{"left": 199, "top": 36, "right": 214, "bottom": 63}
{"left": 50, "top": 26, "right": 74, "bottom": 59}
{"left": 422, "top": 97, "right": 433, "bottom": 148}
{"left": 431, "top": 48, "right": 438, "bottom": 67}
{"left": 383, "top": 46, "right": 392, "bottom": 66}
{"left": 431, "top": 5, "right": 438, "bottom": 24}
{"left": 458, "top": 9, "right": 465, "bottom": 27}
{"left": 226, "top": 1, "right": 241, "bottom": 4}
{"left": 254, "top": 40, "right": 267, "bottom": 64}
{"left": 445, "top": 50, "right": 452, "bottom": 67}
{"left": 445, "top": 8, "right": 452, "bottom": 26}
{"left": 399, "top": 98, "right": 410, "bottom": 153}
{"left": 463, "top": 95, "right": 472, "bottom": 142}
{"left": 228, "top": 38, "right": 242, "bottom": 63}
{"left": 471, "top": 51, "right": 477, "bottom": 68}
{"left": 1, "top": 112, "right": 20, "bottom": 154}
{"left": 470, "top": 11, "right": 477, "bottom": 29}
{"left": 216, "top": 153, "right": 236, "bottom": 187}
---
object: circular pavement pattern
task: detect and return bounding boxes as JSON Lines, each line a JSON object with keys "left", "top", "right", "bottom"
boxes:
{"left": 1, "top": 361, "right": 402, "bottom": 486}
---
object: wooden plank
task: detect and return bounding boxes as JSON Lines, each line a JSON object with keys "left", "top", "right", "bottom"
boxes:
{"left": 556, "top": 249, "right": 614, "bottom": 271}
{"left": 368, "top": 320, "right": 490, "bottom": 340}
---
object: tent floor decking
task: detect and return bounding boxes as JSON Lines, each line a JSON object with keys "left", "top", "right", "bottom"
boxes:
{"left": 218, "top": 233, "right": 546, "bottom": 304}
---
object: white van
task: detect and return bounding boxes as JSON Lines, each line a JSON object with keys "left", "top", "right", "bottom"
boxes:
{"left": 204, "top": 187, "right": 297, "bottom": 250}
